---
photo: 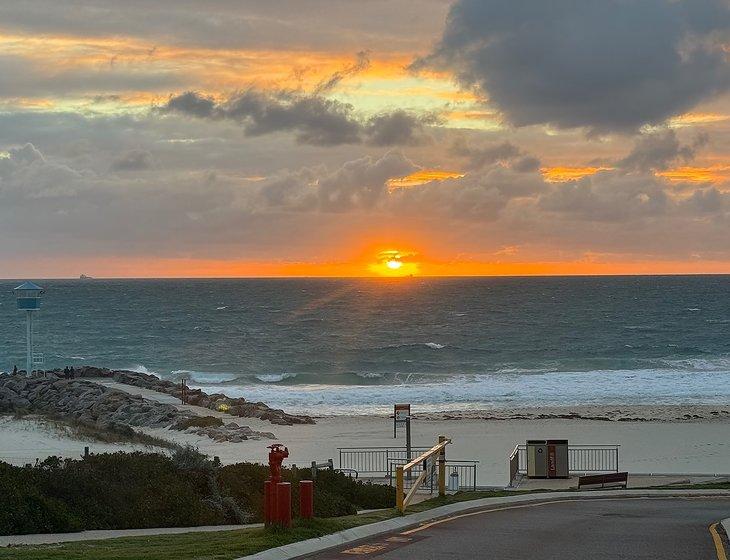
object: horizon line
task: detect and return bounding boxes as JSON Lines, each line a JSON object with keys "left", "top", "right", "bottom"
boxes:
{"left": 3, "top": 272, "right": 730, "bottom": 281}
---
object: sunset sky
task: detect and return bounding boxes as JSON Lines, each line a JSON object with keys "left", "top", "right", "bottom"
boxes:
{"left": 2, "top": 0, "right": 730, "bottom": 277}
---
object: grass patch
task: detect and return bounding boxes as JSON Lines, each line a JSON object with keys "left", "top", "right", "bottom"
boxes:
{"left": 0, "top": 515, "right": 394, "bottom": 560}
{"left": 56, "top": 419, "right": 176, "bottom": 450}
{"left": 2, "top": 413, "right": 175, "bottom": 451}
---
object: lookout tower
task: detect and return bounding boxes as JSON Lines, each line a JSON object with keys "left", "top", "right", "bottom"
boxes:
{"left": 14, "top": 281, "right": 44, "bottom": 375}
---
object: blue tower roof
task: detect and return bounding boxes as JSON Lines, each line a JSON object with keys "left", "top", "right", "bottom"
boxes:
{"left": 14, "top": 281, "right": 44, "bottom": 292}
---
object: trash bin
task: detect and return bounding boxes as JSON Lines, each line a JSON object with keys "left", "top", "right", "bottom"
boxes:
{"left": 546, "top": 439, "right": 569, "bottom": 478}
{"left": 527, "top": 440, "right": 548, "bottom": 478}
{"left": 448, "top": 468, "right": 459, "bottom": 491}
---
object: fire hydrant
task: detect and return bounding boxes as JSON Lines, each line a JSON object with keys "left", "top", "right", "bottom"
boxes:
{"left": 268, "top": 444, "right": 289, "bottom": 483}
{"left": 265, "top": 444, "right": 290, "bottom": 527}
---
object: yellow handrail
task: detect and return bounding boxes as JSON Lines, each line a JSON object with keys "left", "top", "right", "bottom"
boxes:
{"left": 396, "top": 435, "right": 451, "bottom": 513}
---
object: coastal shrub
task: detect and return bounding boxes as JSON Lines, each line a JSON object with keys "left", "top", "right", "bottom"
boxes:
{"left": 218, "top": 464, "right": 395, "bottom": 522}
{"left": 0, "top": 463, "right": 81, "bottom": 535}
{"left": 308, "top": 469, "right": 395, "bottom": 511}
{"left": 171, "top": 444, "right": 214, "bottom": 470}
{"left": 173, "top": 415, "right": 224, "bottom": 430}
{"left": 37, "top": 453, "right": 226, "bottom": 530}
{"left": 0, "top": 452, "right": 395, "bottom": 534}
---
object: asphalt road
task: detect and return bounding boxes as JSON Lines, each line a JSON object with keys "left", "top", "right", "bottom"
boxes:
{"left": 304, "top": 497, "right": 730, "bottom": 560}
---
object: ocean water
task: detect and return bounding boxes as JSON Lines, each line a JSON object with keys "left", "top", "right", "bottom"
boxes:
{"left": 1, "top": 276, "right": 730, "bottom": 415}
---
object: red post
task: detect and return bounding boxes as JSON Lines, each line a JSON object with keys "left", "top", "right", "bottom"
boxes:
{"left": 276, "top": 482, "right": 292, "bottom": 528}
{"left": 299, "top": 480, "right": 314, "bottom": 519}
{"left": 264, "top": 480, "right": 275, "bottom": 525}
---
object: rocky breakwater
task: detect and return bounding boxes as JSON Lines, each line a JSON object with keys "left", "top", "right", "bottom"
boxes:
{"left": 0, "top": 373, "right": 275, "bottom": 442}
{"left": 71, "top": 366, "right": 314, "bottom": 426}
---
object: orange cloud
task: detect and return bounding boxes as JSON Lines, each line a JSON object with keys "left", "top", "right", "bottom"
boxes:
{"left": 387, "top": 169, "right": 464, "bottom": 190}
{"left": 655, "top": 165, "right": 730, "bottom": 183}
{"left": 669, "top": 112, "right": 730, "bottom": 126}
{"left": 0, "top": 31, "right": 417, "bottom": 96}
{"left": 541, "top": 166, "right": 613, "bottom": 182}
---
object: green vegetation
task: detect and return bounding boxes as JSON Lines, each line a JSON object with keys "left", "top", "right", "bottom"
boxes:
{"left": 0, "top": 491, "right": 518, "bottom": 560}
{"left": 0, "top": 515, "right": 389, "bottom": 560}
{"left": 173, "top": 416, "right": 224, "bottom": 430}
{"left": 3, "top": 412, "right": 175, "bottom": 450}
{"left": 0, "top": 449, "right": 395, "bottom": 537}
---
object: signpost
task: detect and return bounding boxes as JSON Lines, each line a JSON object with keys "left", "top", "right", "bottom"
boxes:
{"left": 393, "top": 403, "right": 412, "bottom": 479}
{"left": 393, "top": 403, "right": 410, "bottom": 438}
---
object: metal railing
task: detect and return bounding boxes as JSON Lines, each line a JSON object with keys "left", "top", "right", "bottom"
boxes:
{"left": 509, "top": 444, "right": 620, "bottom": 485}
{"left": 388, "top": 459, "right": 478, "bottom": 492}
{"left": 338, "top": 446, "right": 431, "bottom": 476}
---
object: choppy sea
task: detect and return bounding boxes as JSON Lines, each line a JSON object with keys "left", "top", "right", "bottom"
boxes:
{"left": 2, "top": 276, "right": 730, "bottom": 415}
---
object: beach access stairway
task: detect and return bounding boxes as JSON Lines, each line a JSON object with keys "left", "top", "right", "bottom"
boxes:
{"left": 337, "top": 446, "right": 479, "bottom": 492}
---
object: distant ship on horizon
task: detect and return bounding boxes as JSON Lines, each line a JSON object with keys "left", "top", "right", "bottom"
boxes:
{"left": 79, "top": 274, "right": 94, "bottom": 280}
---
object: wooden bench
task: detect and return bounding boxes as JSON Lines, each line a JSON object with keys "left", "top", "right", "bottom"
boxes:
{"left": 578, "top": 472, "right": 628, "bottom": 490}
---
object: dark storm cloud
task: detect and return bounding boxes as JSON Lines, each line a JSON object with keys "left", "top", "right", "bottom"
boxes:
{"left": 164, "top": 91, "right": 216, "bottom": 119}
{"left": 161, "top": 91, "right": 436, "bottom": 147}
{"left": 617, "top": 129, "right": 709, "bottom": 172}
{"left": 224, "top": 91, "right": 362, "bottom": 146}
{"left": 364, "top": 110, "right": 437, "bottom": 146}
{"left": 416, "top": 0, "right": 730, "bottom": 133}
{"left": 449, "top": 138, "right": 538, "bottom": 171}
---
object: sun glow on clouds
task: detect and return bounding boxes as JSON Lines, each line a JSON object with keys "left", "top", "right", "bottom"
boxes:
{"left": 541, "top": 166, "right": 614, "bottom": 182}
{"left": 656, "top": 165, "right": 730, "bottom": 184}
{"left": 387, "top": 169, "right": 464, "bottom": 190}
{"left": 542, "top": 164, "right": 730, "bottom": 184}
{"left": 669, "top": 112, "right": 730, "bottom": 127}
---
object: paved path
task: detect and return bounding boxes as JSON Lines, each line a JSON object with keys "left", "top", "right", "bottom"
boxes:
{"left": 0, "top": 523, "right": 261, "bottom": 547}
{"left": 302, "top": 497, "right": 730, "bottom": 560}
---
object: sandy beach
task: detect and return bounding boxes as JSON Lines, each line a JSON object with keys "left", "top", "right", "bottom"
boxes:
{"left": 3, "top": 376, "right": 729, "bottom": 486}
{"left": 0, "top": 415, "right": 164, "bottom": 466}
{"left": 3, "top": 410, "right": 730, "bottom": 486}
{"left": 133, "top": 414, "right": 730, "bottom": 485}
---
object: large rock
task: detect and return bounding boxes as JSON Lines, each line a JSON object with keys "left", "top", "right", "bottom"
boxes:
{"left": 65, "top": 366, "right": 314, "bottom": 426}
{"left": 0, "top": 372, "right": 276, "bottom": 442}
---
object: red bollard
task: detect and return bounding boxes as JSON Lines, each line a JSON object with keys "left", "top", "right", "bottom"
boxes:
{"left": 299, "top": 480, "right": 314, "bottom": 519}
{"left": 263, "top": 480, "right": 274, "bottom": 525}
{"left": 276, "top": 482, "right": 292, "bottom": 528}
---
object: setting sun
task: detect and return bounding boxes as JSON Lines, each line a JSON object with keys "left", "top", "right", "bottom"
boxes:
{"left": 368, "top": 250, "right": 420, "bottom": 277}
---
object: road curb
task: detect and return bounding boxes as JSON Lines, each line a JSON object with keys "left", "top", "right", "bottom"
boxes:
{"left": 238, "top": 489, "right": 730, "bottom": 559}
